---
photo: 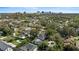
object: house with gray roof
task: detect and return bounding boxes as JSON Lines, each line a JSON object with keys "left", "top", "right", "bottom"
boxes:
{"left": 20, "top": 43, "right": 37, "bottom": 51}
{"left": 32, "top": 32, "right": 46, "bottom": 45}
{"left": 0, "top": 41, "right": 13, "bottom": 51}
{"left": 33, "top": 38, "right": 42, "bottom": 45}
{"left": 37, "top": 33, "right": 46, "bottom": 41}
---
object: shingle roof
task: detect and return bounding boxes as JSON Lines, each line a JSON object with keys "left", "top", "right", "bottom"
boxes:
{"left": 38, "top": 34, "right": 46, "bottom": 40}
{"left": 0, "top": 41, "right": 13, "bottom": 51}
{"left": 33, "top": 38, "right": 42, "bottom": 45}
{"left": 20, "top": 43, "right": 37, "bottom": 51}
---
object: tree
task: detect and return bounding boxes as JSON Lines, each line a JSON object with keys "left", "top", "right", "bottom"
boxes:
{"left": 68, "top": 27, "right": 77, "bottom": 36}
{"left": 38, "top": 40, "right": 48, "bottom": 51}
{"left": 63, "top": 44, "right": 79, "bottom": 51}
{"left": 23, "top": 11, "right": 26, "bottom": 14}
{"left": 46, "top": 28, "right": 57, "bottom": 35}
{"left": 37, "top": 11, "right": 40, "bottom": 14}
{"left": 16, "top": 39, "right": 29, "bottom": 48}
{"left": 41, "top": 11, "right": 44, "bottom": 14}
{"left": 30, "top": 29, "right": 38, "bottom": 41}
{"left": 45, "top": 28, "right": 57, "bottom": 41}
{"left": 0, "top": 27, "right": 13, "bottom": 36}
{"left": 47, "top": 47, "right": 54, "bottom": 51}
{"left": 52, "top": 33, "right": 64, "bottom": 50}
{"left": 58, "top": 26, "right": 68, "bottom": 37}
{"left": 63, "top": 37, "right": 78, "bottom": 51}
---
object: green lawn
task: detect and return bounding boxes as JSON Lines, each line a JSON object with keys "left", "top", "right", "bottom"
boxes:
{"left": 11, "top": 40, "right": 20, "bottom": 45}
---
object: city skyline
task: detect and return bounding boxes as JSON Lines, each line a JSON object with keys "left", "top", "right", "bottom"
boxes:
{"left": 0, "top": 7, "right": 79, "bottom": 13}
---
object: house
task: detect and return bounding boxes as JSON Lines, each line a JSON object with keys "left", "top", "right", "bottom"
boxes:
{"left": 18, "top": 30, "right": 31, "bottom": 39}
{"left": 18, "top": 27, "right": 32, "bottom": 38}
{"left": 25, "top": 27, "right": 31, "bottom": 31}
{"left": 20, "top": 43, "right": 37, "bottom": 51}
{"left": 37, "top": 33, "right": 46, "bottom": 40}
{"left": 32, "top": 31, "right": 46, "bottom": 45}
{"left": 0, "top": 41, "right": 13, "bottom": 51}
{"left": 37, "top": 29, "right": 46, "bottom": 41}
{"left": 18, "top": 34, "right": 26, "bottom": 39}
{"left": 33, "top": 38, "right": 42, "bottom": 45}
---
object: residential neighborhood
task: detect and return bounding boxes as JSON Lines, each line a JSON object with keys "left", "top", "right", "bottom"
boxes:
{"left": 1, "top": 8, "right": 79, "bottom": 51}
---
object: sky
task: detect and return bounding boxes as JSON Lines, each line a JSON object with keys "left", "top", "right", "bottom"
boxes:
{"left": 0, "top": 7, "right": 79, "bottom": 13}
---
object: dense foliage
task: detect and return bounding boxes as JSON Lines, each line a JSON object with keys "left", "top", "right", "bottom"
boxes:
{"left": 0, "top": 12, "right": 79, "bottom": 51}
